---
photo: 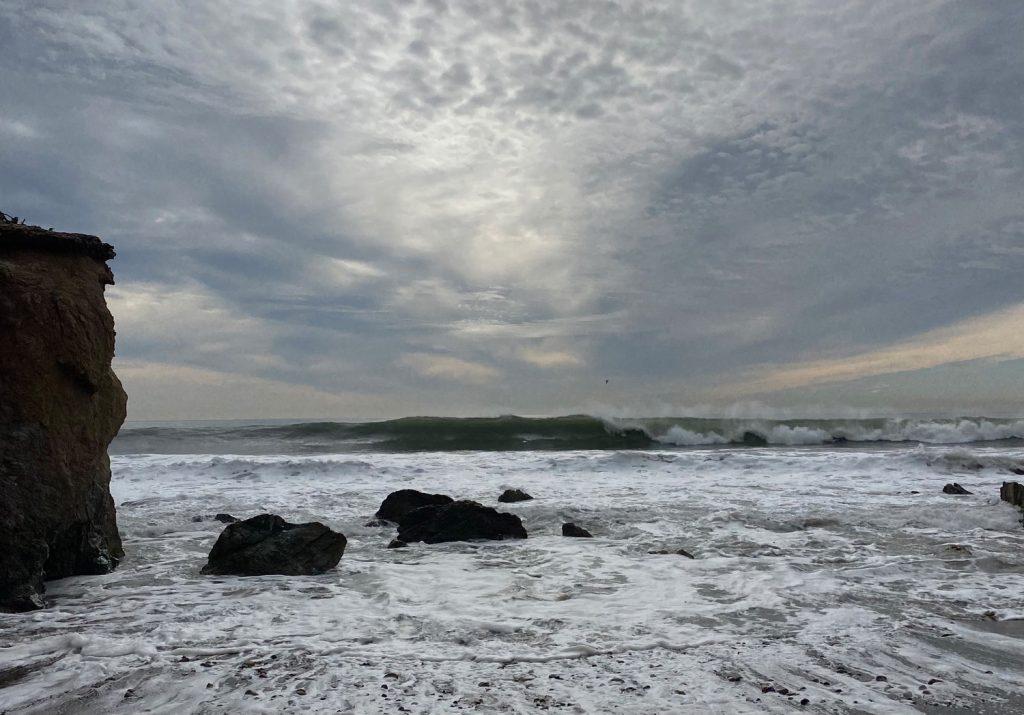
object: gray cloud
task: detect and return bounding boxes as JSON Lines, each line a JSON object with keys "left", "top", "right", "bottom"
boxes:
{"left": 1, "top": 0, "right": 1022, "bottom": 417}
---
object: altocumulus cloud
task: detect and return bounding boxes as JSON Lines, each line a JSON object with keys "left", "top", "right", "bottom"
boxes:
{"left": 1, "top": 0, "right": 1022, "bottom": 418}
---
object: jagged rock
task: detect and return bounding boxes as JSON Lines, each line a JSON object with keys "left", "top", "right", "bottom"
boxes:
{"left": 397, "top": 500, "right": 527, "bottom": 544}
{"left": 1001, "top": 481, "right": 1024, "bottom": 508}
{"left": 943, "top": 483, "right": 972, "bottom": 495}
{"left": 562, "top": 523, "right": 593, "bottom": 538}
{"left": 498, "top": 488, "right": 534, "bottom": 503}
{"left": 649, "top": 548, "right": 695, "bottom": 558}
{"left": 375, "top": 489, "right": 454, "bottom": 523}
{"left": 0, "top": 222, "right": 126, "bottom": 612}
{"left": 201, "top": 514, "right": 346, "bottom": 576}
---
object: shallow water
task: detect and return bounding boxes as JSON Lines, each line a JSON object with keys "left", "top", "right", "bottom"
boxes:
{"left": 2, "top": 446, "right": 1024, "bottom": 713}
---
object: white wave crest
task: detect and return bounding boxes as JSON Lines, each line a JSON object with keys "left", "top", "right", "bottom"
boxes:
{"left": 651, "top": 418, "right": 1024, "bottom": 447}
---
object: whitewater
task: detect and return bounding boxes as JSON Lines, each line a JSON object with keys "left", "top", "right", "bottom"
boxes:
{"left": 3, "top": 417, "right": 1024, "bottom": 713}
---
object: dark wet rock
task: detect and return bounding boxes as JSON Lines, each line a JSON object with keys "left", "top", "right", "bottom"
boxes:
{"left": 364, "top": 518, "right": 388, "bottom": 527}
{"left": 387, "top": 539, "right": 408, "bottom": 549}
{"left": 649, "top": 547, "right": 695, "bottom": 558}
{"left": 1012, "top": 467, "right": 1024, "bottom": 476}
{"left": 375, "top": 489, "right": 453, "bottom": 522}
{"left": 562, "top": 523, "right": 593, "bottom": 538}
{"left": 397, "top": 500, "right": 527, "bottom": 544}
{"left": 0, "top": 222, "right": 126, "bottom": 612}
{"left": 942, "top": 483, "right": 972, "bottom": 495}
{"left": 201, "top": 514, "right": 346, "bottom": 576}
{"left": 191, "top": 516, "right": 204, "bottom": 523}
{"left": 498, "top": 488, "right": 534, "bottom": 503}
{"left": 1001, "top": 481, "right": 1024, "bottom": 508}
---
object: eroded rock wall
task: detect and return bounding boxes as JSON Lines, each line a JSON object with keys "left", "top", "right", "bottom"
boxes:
{"left": 0, "top": 222, "right": 127, "bottom": 611}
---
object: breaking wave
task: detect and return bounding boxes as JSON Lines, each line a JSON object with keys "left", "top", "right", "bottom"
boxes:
{"left": 111, "top": 415, "right": 1024, "bottom": 454}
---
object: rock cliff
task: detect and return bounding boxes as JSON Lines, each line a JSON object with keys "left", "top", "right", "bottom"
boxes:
{"left": 0, "top": 219, "right": 127, "bottom": 611}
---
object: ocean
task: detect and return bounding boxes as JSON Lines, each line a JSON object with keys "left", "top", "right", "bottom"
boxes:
{"left": 3, "top": 415, "right": 1024, "bottom": 713}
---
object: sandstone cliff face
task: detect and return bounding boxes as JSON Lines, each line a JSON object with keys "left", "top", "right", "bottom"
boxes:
{"left": 0, "top": 221, "right": 127, "bottom": 611}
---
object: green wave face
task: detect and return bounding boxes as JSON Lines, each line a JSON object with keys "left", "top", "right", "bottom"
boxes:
{"left": 112, "top": 415, "right": 1024, "bottom": 454}
{"left": 270, "top": 415, "right": 654, "bottom": 451}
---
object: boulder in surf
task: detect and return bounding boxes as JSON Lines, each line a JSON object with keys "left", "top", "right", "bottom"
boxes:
{"left": 498, "top": 488, "right": 534, "bottom": 503}
{"left": 397, "top": 500, "right": 527, "bottom": 543}
{"left": 562, "top": 523, "right": 593, "bottom": 538}
{"left": 376, "top": 489, "right": 454, "bottom": 522}
{"left": 942, "top": 483, "right": 972, "bottom": 495}
{"left": 201, "top": 514, "right": 346, "bottom": 576}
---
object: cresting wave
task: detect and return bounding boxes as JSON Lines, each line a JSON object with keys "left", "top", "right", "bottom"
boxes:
{"left": 111, "top": 415, "right": 1024, "bottom": 454}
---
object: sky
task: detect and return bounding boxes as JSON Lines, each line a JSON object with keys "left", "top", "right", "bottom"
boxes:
{"left": 1, "top": 0, "right": 1023, "bottom": 420}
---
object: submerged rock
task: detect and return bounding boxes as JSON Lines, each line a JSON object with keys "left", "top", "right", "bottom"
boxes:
{"left": 943, "top": 483, "right": 972, "bottom": 495}
{"left": 376, "top": 489, "right": 454, "bottom": 522}
{"left": 387, "top": 539, "right": 408, "bottom": 549}
{"left": 498, "top": 488, "right": 534, "bottom": 503}
{"left": 397, "top": 500, "right": 527, "bottom": 544}
{"left": 193, "top": 513, "right": 240, "bottom": 524}
{"left": 0, "top": 221, "right": 126, "bottom": 612}
{"left": 649, "top": 548, "right": 695, "bottom": 558}
{"left": 1001, "top": 481, "right": 1024, "bottom": 508}
{"left": 562, "top": 523, "right": 593, "bottom": 538}
{"left": 201, "top": 514, "right": 346, "bottom": 576}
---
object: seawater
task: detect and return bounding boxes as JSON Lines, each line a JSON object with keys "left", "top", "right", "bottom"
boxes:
{"left": 2, "top": 426, "right": 1024, "bottom": 712}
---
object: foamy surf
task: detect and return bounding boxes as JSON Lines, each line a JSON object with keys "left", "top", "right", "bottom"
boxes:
{"left": 2, "top": 445, "right": 1024, "bottom": 712}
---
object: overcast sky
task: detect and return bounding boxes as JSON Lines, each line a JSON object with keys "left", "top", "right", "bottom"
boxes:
{"left": 2, "top": 0, "right": 1023, "bottom": 419}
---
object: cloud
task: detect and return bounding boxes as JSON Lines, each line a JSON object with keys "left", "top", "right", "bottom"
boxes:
{"left": 516, "top": 347, "right": 583, "bottom": 369}
{"left": 398, "top": 353, "right": 500, "bottom": 384}
{"left": 115, "top": 360, "right": 372, "bottom": 420}
{"left": 721, "top": 302, "right": 1024, "bottom": 396}
{"left": 2, "top": 0, "right": 1022, "bottom": 416}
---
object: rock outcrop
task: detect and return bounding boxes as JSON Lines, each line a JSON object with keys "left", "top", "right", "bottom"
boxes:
{"left": 375, "top": 489, "right": 454, "bottom": 522}
{"left": 0, "top": 220, "right": 127, "bottom": 612}
{"left": 1001, "top": 482, "right": 1024, "bottom": 508}
{"left": 498, "top": 488, "right": 534, "bottom": 503}
{"left": 201, "top": 514, "right": 347, "bottom": 576}
{"left": 397, "top": 500, "right": 528, "bottom": 543}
